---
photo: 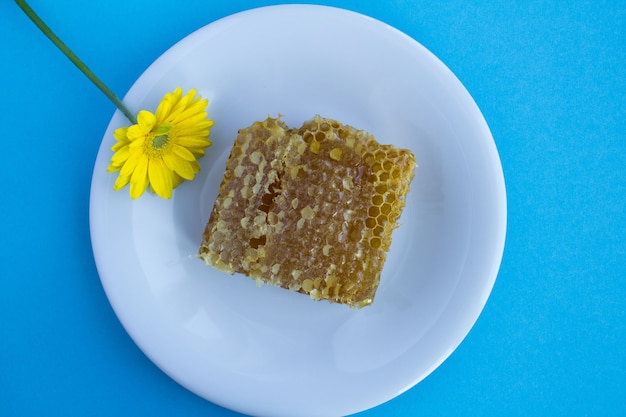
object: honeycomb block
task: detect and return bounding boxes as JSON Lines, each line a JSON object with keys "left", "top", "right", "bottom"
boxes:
{"left": 198, "top": 116, "right": 416, "bottom": 308}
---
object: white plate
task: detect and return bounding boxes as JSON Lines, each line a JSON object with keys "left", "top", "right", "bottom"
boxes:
{"left": 90, "top": 5, "right": 506, "bottom": 417}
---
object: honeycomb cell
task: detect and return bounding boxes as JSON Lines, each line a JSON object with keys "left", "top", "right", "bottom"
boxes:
{"left": 376, "top": 214, "right": 387, "bottom": 226}
{"left": 301, "top": 278, "right": 314, "bottom": 292}
{"left": 330, "top": 148, "right": 343, "bottom": 161}
{"left": 362, "top": 152, "right": 374, "bottom": 164}
{"left": 310, "top": 141, "right": 321, "bottom": 154}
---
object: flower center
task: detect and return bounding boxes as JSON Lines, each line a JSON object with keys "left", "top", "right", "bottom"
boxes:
{"left": 150, "top": 123, "right": 173, "bottom": 151}
{"left": 152, "top": 134, "right": 169, "bottom": 149}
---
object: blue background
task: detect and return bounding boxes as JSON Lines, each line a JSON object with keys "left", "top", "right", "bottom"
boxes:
{"left": 1, "top": 0, "right": 624, "bottom": 416}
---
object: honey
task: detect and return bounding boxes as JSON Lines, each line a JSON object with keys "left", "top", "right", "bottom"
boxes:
{"left": 198, "top": 116, "right": 416, "bottom": 308}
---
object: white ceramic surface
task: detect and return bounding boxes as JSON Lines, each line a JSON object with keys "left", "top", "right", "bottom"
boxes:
{"left": 90, "top": 5, "right": 506, "bottom": 417}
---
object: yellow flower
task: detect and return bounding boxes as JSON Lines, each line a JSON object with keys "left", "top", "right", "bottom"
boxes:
{"left": 108, "top": 88, "right": 214, "bottom": 199}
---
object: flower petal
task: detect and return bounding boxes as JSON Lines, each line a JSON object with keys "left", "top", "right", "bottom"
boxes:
{"left": 148, "top": 158, "right": 173, "bottom": 199}
{"left": 162, "top": 89, "right": 186, "bottom": 121}
{"left": 177, "top": 141, "right": 212, "bottom": 158}
{"left": 171, "top": 172, "right": 184, "bottom": 190}
{"left": 113, "top": 127, "right": 130, "bottom": 143}
{"left": 163, "top": 153, "right": 195, "bottom": 180}
{"left": 117, "top": 148, "right": 144, "bottom": 179}
{"left": 174, "top": 119, "right": 214, "bottom": 137}
{"left": 171, "top": 101, "right": 208, "bottom": 125}
{"left": 155, "top": 95, "right": 173, "bottom": 124}
{"left": 129, "top": 156, "right": 149, "bottom": 199}
{"left": 111, "top": 141, "right": 126, "bottom": 153}
{"left": 113, "top": 171, "right": 131, "bottom": 191}
{"left": 176, "top": 135, "right": 212, "bottom": 149}
{"left": 174, "top": 112, "right": 211, "bottom": 130}
{"left": 169, "top": 143, "right": 196, "bottom": 161}
{"left": 110, "top": 142, "right": 133, "bottom": 165}
{"left": 170, "top": 88, "right": 183, "bottom": 103}
{"left": 178, "top": 89, "right": 196, "bottom": 108}
{"left": 137, "top": 110, "right": 157, "bottom": 133}
{"left": 127, "top": 124, "right": 146, "bottom": 142}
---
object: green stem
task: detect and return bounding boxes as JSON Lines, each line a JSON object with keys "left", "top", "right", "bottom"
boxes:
{"left": 15, "top": 0, "right": 137, "bottom": 124}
